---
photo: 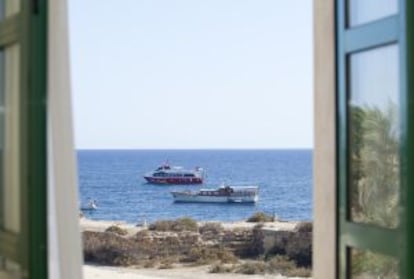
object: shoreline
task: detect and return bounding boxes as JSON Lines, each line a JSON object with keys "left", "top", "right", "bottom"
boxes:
{"left": 79, "top": 217, "right": 300, "bottom": 234}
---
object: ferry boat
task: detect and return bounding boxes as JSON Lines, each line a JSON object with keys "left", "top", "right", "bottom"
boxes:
{"left": 144, "top": 163, "right": 204, "bottom": 184}
{"left": 171, "top": 185, "right": 259, "bottom": 203}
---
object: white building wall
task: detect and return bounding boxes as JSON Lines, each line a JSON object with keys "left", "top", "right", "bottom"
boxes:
{"left": 48, "top": 0, "right": 83, "bottom": 278}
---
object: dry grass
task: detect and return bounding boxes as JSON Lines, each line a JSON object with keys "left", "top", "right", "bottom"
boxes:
{"left": 158, "top": 257, "right": 177, "bottom": 269}
{"left": 183, "top": 246, "right": 238, "bottom": 265}
{"left": 266, "top": 255, "right": 311, "bottom": 277}
{"left": 199, "top": 222, "right": 224, "bottom": 235}
{"left": 83, "top": 218, "right": 312, "bottom": 277}
{"left": 105, "top": 225, "right": 128, "bottom": 236}
{"left": 83, "top": 231, "right": 142, "bottom": 266}
{"left": 236, "top": 261, "right": 266, "bottom": 274}
{"left": 209, "top": 263, "right": 235, "bottom": 273}
{"left": 285, "top": 267, "right": 312, "bottom": 277}
{"left": 149, "top": 217, "right": 198, "bottom": 232}
{"left": 246, "top": 212, "right": 274, "bottom": 223}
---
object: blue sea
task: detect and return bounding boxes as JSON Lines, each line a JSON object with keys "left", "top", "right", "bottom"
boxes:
{"left": 78, "top": 149, "right": 312, "bottom": 223}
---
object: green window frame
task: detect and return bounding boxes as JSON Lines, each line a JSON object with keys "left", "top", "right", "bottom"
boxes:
{"left": 0, "top": 1, "right": 47, "bottom": 278}
{"left": 336, "top": 0, "right": 414, "bottom": 278}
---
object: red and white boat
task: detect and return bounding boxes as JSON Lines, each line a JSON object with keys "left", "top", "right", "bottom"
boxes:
{"left": 144, "top": 163, "right": 204, "bottom": 184}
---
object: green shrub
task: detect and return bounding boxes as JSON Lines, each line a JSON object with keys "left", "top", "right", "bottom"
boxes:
{"left": 246, "top": 212, "right": 274, "bottom": 223}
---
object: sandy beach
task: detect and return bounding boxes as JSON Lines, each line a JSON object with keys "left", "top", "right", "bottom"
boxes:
{"left": 83, "top": 264, "right": 304, "bottom": 279}
{"left": 79, "top": 217, "right": 298, "bottom": 234}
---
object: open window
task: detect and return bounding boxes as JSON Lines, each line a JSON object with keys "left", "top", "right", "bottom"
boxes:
{"left": 0, "top": 0, "right": 48, "bottom": 278}
{"left": 315, "top": 0, "right": 414, "bottom": 278}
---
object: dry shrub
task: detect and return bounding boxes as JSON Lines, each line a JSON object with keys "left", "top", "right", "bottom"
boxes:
{"left": 158, "top": 257, "right": 177, "bottom": 269}
{"left": 149, "top": 220, "right": 173, "bottom": 231}
{"left": 247, "top": 212, "right": 274, "bottom": 223}
{"left": 285, "top": 233, "right": 312, "bottom": 267}
{"left": 174, "top": 217, "right": 198, "bottom": 232}
{"left": 236, "top": 261, "right": 266, "bottom": 274}
{"left": 185, "top": 247, "right": 238, "bottom": 265}
{"left": 267, "top": 255, "right": 311, "bottom": 277}
{"left": 267, "top": 255, "right": 297, "bottom": 273}
{"left": 142, "top": 259, "right": 157, "bottom": 268}
{"left": 105, "top": 225, "right": 128, "bottom": 236}
{"left": 246, "top": 224, "right": 265, "bottom": 257}
{"left": 199, "top": 222, "right": 223, "bottom": 235}
{"left": 149, "top": 217, "right": 198, "bottom": 232}
{"left": 294, "top": 221, "right": 313, "bottom": 233}
{"left": 285, "top": 267, "right": 312, "bottom": 277}
{"left": 135, "top": 229, "right": 150, "bottom": 238}
{"left": 209, "top": 263, "right": 234, "bottom": 273}
{"left": 83, "top": 231, "right": 141, "bottom": 266}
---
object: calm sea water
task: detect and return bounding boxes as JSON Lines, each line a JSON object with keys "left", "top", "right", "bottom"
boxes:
{"left": 78, "top": 149, "right": 312, "bottom": 223}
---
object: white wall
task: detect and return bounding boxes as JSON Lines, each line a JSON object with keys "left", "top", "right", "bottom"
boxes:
{"left": 48, "top": 0, "right": 83, "bottom": 278}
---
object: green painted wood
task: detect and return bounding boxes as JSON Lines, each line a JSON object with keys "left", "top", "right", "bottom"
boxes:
{"left": 341, "top": 222, "right": 400, "bottom": 257}
{"left": 22, "top": 0, "right": 48, "bottom": 278}
{"left": 0, "top": 0, "right": 48, "bottom": 278}
{"left": 401, "top": 0, "right": 414, "bottom": 277}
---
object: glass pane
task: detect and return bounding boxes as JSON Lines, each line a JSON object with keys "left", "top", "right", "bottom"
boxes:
{"left": 1, "top": 44, "right": 20, "bottom": 233}
{"left": 348, "top": 44, "right": 399, "bottom": 229}
{"left": 348, "top": 0, "right": 398, "bottom": 27}
{"left": 350, "top": 248, "right": 398, "bottom": 278}
{"left": 0, "top": 257, "right": 22, "bottom": 279}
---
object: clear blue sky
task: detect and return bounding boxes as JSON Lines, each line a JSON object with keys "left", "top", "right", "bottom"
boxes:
{"left": 68, "top": 0, "right": 313, "bottom": 149}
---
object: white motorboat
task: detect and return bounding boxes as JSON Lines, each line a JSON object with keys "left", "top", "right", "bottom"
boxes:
{"left": 80, "top": 199, "right": 98, "bottom": 211}
{"left": 171, "top": 185, "right": 259, "bottom": 203}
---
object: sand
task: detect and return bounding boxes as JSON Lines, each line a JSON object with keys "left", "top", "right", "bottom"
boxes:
{"left": 79, "top": 217, "right": 298, "bottom": 234}
{"left": 83, "top": 264, "right": 303, "bottom": 279}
